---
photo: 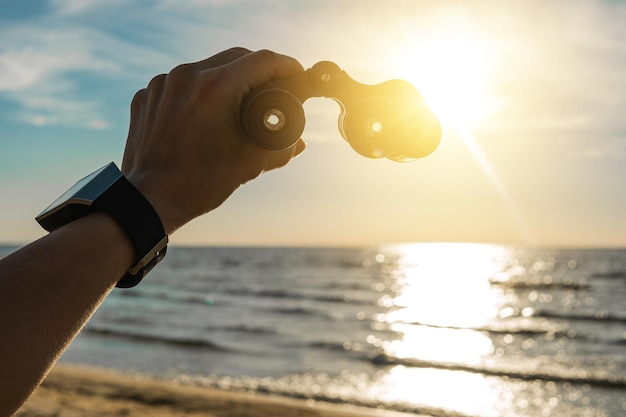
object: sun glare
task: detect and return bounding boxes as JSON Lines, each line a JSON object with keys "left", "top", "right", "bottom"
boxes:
{"left": 384, "top": 25, "right": 536, "bottom": 245}
{"left": 368, "top": 243, "right": 513, "bottom": 416}
{"left": 389, "top": 28, "right": 497, "bottom": 129}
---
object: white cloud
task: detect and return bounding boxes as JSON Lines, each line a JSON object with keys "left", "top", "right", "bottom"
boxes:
{"left": 48, "top": 0, "right": 128, "bottom": 16}
{"left": 1, "top": 0, "right": 625, "bottom": 138}
{"left": 0, "top": 0, "right": 306, "bottom": 129}
{"left": 0, "top": 31, "right": 117, "bottom": 91}
{"left": 0, "top": 12, "right": 174, "bottom": 129}
{"left": 443, "top": 0, "right": 626, "bottom": 142}
{"left": 0, "top": 50, "right": 52, "bottom": 92}
{"left": 0, "top": 42, "right": 112, "bottom": 128}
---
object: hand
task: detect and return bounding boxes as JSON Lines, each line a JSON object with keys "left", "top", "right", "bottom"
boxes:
{"left": 121, "top": 47, "right": 306, "bottom": 234}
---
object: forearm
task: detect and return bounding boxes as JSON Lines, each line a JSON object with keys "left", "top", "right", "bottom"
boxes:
{"left": 0, "top": 212, "right": 134, "bottom": 416}
{"left": 0, "top": 48, "right": 305, "bottom": 416}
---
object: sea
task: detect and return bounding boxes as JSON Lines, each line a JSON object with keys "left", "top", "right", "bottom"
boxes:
{"left": 3, "top": 243, "right": 625, "bottom": 417}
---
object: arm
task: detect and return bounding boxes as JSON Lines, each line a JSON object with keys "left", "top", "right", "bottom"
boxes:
{"left": 0, "top": 47, "right": 305, "bottom": 416}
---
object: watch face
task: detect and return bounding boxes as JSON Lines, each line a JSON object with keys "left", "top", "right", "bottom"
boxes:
{"left": 36, "top": 162, "right": 123, "bottom": 231}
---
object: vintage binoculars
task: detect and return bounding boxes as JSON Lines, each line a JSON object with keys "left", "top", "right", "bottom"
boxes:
{"left": 241, "top": 61, "right": 441, "bottom": 161}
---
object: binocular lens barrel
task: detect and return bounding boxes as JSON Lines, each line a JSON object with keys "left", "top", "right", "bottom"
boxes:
{"left": 241, "top": 88, "right": 305, "bottom": 151}
{"left": 240, "top": 62, "right": 441, "bottom": 161}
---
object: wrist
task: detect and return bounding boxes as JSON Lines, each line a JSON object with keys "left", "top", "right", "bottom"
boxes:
{"left": 36, "top": 163, "right": 168, "bottom": 288}
{"left": 122, "top": 173, "right": 185, "bottom": 235}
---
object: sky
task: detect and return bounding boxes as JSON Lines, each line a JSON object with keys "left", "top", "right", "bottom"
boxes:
{"left": 0, "top": 0, "right": 625, "bottom": 248}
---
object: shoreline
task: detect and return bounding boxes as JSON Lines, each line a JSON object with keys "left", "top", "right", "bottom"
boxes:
{"left": 16, "top": 363, "right": 423, "bottom": 417}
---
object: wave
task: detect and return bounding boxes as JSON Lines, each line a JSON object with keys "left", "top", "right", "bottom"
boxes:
{"left": 203, "top": 324, "right": 279, "bottom": 336}
{"left": 307, "top": 341, "right": 351, "bottom": 352}
{"left": 264, "top": 306, "right": 331, "bottom": 318}
{"left": 532, "top": 309, "right": 626, "bottom": 324}
{"left": 181, "top": 373, "right": 474, "bottom": 417}
{"left": 398, "top": 309, "right": 626, "bottom": 331}
{"left": 85, "top": 326, "right": 230, "bottom": 351}
{"left": 368, "top": 351, "right": 626, "bottom": 388}
{"left": 489, "top": 279, "right": 588, "bottom": 291}
{"left": 320, "top": 281, "right": 373, "bottom": 291}
{"left": 607, "top": 337, "right": 626, "bottom": 345}
{"left": 305, "top": 341, "right": 383, "bottom": 362}
{"left": 401, "top": 320, "right": 587, "bottom": 341}
{"left": 118, "top": 286, "right": 373, "bottom": 307}
{"left": 219, "top": 287, "right": 373, "bottom": 305}
{"left": 591, "top": 271, "right": 626, "bottom": 279}
{"left": 117, "top": 289, "right": 217, "bottom": 307}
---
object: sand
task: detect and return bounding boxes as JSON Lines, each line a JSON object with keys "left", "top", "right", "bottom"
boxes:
{"left": 15, "top": 364, "right": 420, "bottom": 417}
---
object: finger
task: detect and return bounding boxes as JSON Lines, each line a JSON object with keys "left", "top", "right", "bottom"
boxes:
{"left": 224, "top": 49, "right": 304, "bottom": 90}
{"left": 124, "top": 87, "right": 150, "bottom": 168}
{"left": 263, "top": 138, "right": 306, "bottom": 172}
{"left": 145, "top": 73, "right": 167, "bottom": 106}
{"left": 292, "top": 138, "right": 306, "bottom": 158}
{"left": 188, "top": 47, "right": 252, "bottom": 70}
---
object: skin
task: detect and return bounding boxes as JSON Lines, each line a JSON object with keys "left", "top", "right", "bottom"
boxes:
{"left": 0, "top": 47, "right": 306, "bottom": 416}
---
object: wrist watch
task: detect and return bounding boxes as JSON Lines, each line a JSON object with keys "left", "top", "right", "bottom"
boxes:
{"left": 36, "top": 162, "right": 168, "bottom": 288}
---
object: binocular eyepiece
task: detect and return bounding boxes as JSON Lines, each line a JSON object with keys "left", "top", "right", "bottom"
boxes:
{"left": 241, "top": 61, "right": 441, "bottom": 162}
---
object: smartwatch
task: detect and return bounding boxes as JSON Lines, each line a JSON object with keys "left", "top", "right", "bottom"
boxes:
{"left": 36, "top": 162, "right": 168, "bottom": 288}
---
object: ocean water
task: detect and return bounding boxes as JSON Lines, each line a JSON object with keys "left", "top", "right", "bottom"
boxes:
{"left": 5, "top": 243, "right": 625, "bottom": 416}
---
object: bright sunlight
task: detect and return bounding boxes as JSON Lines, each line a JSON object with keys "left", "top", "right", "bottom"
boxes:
{"left": 388, "top": 26, "right": 498, "bottom": 129}
{"left": 384, "top": 23, "right": 535, "bottom": 245}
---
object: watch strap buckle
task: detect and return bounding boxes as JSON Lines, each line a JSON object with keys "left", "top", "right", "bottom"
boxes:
{"left": 118, "top": 236, "right": 169, "bottom": 288}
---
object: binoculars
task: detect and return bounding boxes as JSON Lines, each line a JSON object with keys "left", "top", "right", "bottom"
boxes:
{"left": 241, "top": 61, "right": 441, "bottom": 162}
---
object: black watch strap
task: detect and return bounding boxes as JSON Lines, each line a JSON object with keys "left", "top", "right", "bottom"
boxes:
{"left": 36, "top": 162, "right": 168, "bottom": 288}
{"left": 95, "top": 174, "right": 168, "bottom": 288}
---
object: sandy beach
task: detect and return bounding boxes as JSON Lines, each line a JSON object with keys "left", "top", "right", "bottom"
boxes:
{"left": 15, "top": 364, "right": 418, "bottom": 417}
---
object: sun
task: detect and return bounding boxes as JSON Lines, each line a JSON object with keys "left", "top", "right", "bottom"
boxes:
{"left": 388, "top": 28, "right": 498, "bottom": 129}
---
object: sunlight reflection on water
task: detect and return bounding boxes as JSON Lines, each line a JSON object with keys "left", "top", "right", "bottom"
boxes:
{"left": 380, "top": 242, "right": 509, "bottom": 328}
{"left": 369, "top": 366, "right": 501, "bottom": 417}
{"left": 373, "top": 243, "right": 516, "bottom": 416}
{"left": 62, "top": 243, "right": 623, "bottom": 417}
{"left": 361, "top": 243, "right": 623, "bottom": 416}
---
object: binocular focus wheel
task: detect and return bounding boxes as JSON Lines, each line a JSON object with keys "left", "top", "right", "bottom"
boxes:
{"left": 241, "top": 88, "right": 305, "bottom": 150}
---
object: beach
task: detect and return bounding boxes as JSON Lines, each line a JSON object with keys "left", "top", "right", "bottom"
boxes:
{"left": 16, "top": 364, "right": 413, "bottom": 417}
{"left": 9, "top": 245, "right": 626, "bottom": 416}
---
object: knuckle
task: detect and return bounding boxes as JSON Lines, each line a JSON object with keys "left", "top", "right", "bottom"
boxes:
{"left": 253, "top": 49, "right": 277, "bottom": 61}
{"left": 131, "top": 88, "right": 147, "bottom": 110}
{"left": 147, "top": 73, "right": 167, "bottom": 90}
{"left": 226, "top": 46, "right": 251, "bottom": 56}
{"left": 198, "top": 66, "right": 232, "bottom": 96}
{"left": 168, "top": 62, "right": 195, "bottom": 81}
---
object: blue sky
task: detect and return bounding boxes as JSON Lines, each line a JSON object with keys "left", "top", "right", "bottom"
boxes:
{"left": 1, "top": 0, "right": 625, "bottom": 247}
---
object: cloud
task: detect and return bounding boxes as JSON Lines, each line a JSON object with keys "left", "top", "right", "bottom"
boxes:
{"left": 0, "top": 23, "right": 117, "bottom": 128}
{"left": 14, "top": 87, "right": 111, "bottom": 130}
{"left": 1, "top": 0, "right": 625, "bottom": 139}
{"left": 0, "top": 2, "right": 187, "bottom": 129}
{"left": 0, "top": 0, "right": 319, "bottom": 129}
{"left": 481, "top": 0, "right": 626, "bottom": 134}
{"left": 47, "top": 0, "right": 132, "bottom": 17}
{"left": 0, "top": 26, "right": 113, "bottom": 92}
